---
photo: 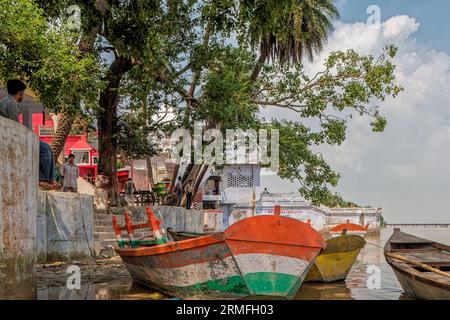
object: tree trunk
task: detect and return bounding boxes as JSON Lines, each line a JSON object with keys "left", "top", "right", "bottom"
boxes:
{"left": 51, "top": 111, "right": 75, "bottom": 162}
{"left": 97, "top": 57, "right": 133, "bottom": 207}
{"left": 169, "top": 164, "right": 180, "bottom": 193}
{"left": 250, "top": 51, "right": 268, "bottom": 82}
{"left": 145, "top": 155, "right": 155, "bottom": 191}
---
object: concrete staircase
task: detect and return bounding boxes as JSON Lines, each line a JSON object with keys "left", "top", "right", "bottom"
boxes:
{"left": 93, "top": 210, "right": 121, "bottom": 255}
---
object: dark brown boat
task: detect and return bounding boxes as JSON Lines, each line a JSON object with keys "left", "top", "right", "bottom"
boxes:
{"left": 384, "top": 228, "right": 450, "bottom": 300}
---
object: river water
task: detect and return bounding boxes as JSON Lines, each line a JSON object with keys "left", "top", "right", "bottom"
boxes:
{"left": 37, "top": 227, "right": 450, "bottom": 300}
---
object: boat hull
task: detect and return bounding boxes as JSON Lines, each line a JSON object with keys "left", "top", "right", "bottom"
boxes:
{"left": 120, "top": 236, "right": 246, "bottom": 299}
{"left": 305, "top": 235, "right": 366, "bottom": 282}
{"left": 389, "top": 264, "right": 450, "bottom": 300}
{"left": 117, "top": 215, "right": 326, "bottom": 300}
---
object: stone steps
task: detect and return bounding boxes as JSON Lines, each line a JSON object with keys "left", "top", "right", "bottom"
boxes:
{"left": 93, "top": 210, "right": 150, "bottom": 257}
{"left": 94, "top": 225, "right": 115, "bottom": 233}
{"left": 94, "top": 231, "right": 117, "bottom": 241}
{"left": 93, "top": 211, "right": 121, "bottom": 256}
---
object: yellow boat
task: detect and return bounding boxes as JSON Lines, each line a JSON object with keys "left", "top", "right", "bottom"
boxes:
{"left": 305, "top": 234, "right": 366, "bottom": 283}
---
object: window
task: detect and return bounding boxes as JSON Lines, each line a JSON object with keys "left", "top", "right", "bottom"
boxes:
{"left": 39, "top": 125, "right": 54, "bottom": 136}
{"left": 226, "top": 173, "right": 253, "bottom": 188}
{"left": 92, "top": 156, "right": 99, "bottom": 165}
{"left": 72, "top": 151, "right": 90, "bottom": 165}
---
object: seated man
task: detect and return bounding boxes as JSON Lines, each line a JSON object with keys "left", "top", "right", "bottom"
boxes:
{"left": 39, "top": 141, "right": 57, "bottom": 190}
{"left": 0, "top": 79, "right": 57, "bottom": 190}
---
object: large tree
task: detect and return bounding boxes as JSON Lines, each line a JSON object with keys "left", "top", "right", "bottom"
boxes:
{"left": 27, "top": 0, "right": 402, "bottom": 206}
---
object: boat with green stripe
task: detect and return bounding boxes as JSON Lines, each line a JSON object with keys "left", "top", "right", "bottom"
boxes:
{"left": 113, "top": 206, "right": 326, "bottom": 299}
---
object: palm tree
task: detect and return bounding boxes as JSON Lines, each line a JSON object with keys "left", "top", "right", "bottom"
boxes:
{"left": 50, "top": 111, "right": 75, "bottom": 162}
{"left": 249, "top": 0, "right": 339, "bottom": 80}
{"left": 180, "top": 1, "right": 339, "bottom": 193}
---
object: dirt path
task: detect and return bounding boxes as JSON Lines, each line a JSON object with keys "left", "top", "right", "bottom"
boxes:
{"left": 37, "top": 256, "right": 131, "bottom": 288}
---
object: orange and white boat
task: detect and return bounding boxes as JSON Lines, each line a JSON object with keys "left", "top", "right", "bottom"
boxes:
{"left": 329, "top": 220, "right": 369, "bottom": 238}
{"left": 113, "top": 206, "right": 326, "bottom": 300}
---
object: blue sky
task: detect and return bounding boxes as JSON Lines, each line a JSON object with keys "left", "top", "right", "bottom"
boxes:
{"left": 338, "top": 0, "right": 450, "bottom": 54}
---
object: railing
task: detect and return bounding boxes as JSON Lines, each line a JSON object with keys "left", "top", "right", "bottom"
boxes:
{"left": 386, "top": 224, "right": 450, "bottom": 228}
{"left": 112, "top": 207, "right": 169, "bottom": 248}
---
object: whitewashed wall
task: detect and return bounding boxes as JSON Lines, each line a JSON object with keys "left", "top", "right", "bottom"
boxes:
{"left": 0, "top": 116, "right": 39, "bottom": 299}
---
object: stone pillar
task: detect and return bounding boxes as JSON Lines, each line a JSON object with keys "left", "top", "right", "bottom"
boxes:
{"left": 0, "top": 117, "right": 39, "bottom": 299}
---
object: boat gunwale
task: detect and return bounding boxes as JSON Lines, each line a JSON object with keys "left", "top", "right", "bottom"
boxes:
{"left": 115, "top": 233, "right": 225, "bottom": 257}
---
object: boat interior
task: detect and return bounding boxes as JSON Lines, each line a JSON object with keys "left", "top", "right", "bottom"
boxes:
{"left": 387, "top": 232, "right": 450, "bottom": 277}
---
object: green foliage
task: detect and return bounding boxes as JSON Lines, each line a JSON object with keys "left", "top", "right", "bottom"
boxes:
{"left": 2, "top": 0, "right": 403, "bottom": 205}
{"left": 0, "top": 0, "right": 103, "bottom": 114}
{"left": 326, "top": 193, "right": 359, "bottom": 208}
{"left": 267, "top": 120, "right": 340, "bottom": 205}
{"left": 117, "top": 112, "right": 159, "bottom": 161}
{"left": 257, "top": 46, "right": 404, "bottom": 142}
{"left": 195, "top": 47, "right": 260, "bottom": 129}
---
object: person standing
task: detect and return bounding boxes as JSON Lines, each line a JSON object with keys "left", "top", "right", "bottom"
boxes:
{"left": 185, "top": 179, "right": 194, "bottom": 210}
{"left": 63, "top": 154, "right": 78, "bottom": 192}
{"left": 124, "top": 178, "right": 136, "bottom": 206}
{"left": 1, "top": 79, "right": 57, "bottom": 190}
{"left": 174, "top": 176, "right": 182, "bottom": 206}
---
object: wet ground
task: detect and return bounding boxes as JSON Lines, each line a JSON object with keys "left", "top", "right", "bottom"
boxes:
{"left": 37, "top": 227, "right": 450, "bottom": 300}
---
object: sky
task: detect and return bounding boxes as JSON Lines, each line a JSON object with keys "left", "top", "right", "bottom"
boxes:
{"left": 261, "top": 0, "right": 450, "bottom": 223}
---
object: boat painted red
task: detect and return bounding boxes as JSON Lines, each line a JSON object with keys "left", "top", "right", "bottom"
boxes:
{"left": 329, "top": 220, "right": 368, "bottom": 238}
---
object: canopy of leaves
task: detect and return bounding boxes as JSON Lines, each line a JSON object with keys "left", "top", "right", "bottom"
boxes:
{"left": 0, "top": 0, "right": 103, "bottom": 114}
{"left": 326, "top": 194, "right": 359, "bottom": 208}
{"left": 117, "top": 112, "right": 159, "bottom": 160}
{"left": 5, "top": 0, "right": 403, "bottom": 205}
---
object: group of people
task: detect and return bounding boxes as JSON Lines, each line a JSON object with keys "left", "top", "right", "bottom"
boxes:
{"left": 174, "top": 176, "right": 195, "bottom": 209}
{"left": 0, "top": 79, "right": 79, "bottom": 192}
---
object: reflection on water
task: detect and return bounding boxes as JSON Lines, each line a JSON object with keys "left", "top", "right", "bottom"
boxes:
{"left": 38, "top": 280, "right": 167, "bottom": 300}
{"left": 296, "top": 227, "right": 450, "bottom": 300}
{"left": 37, "top": 227, "right": 449, "bottom": 300}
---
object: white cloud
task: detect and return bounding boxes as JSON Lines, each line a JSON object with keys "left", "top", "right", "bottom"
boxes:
{"left": 382, "top": 15, "right": 420, "bottom": 40}
{"left": 262, "top": 15, "right": 450, "bottom": 223}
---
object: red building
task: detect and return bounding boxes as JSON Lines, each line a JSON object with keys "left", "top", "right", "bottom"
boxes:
{"left": 32, "top": 113, "right": 99, "bottom": 181}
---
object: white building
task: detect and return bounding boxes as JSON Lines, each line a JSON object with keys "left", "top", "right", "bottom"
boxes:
{"left": 326, "top": 207, "right": 383, "bottom": 231}
{"left": 224, "top": 193, "right": 382, "bottom": 232}
{"left": 226, "top": 193, "right": 329, "bottom": 231}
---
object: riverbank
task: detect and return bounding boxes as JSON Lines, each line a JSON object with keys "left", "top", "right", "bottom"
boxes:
{"left": 36, "top": 227, "right": 450, "bottom": 300}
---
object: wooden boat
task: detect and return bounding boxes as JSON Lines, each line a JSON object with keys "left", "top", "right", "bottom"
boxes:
{"left": 305, "top": 233, "right": 366, "bottom": 282}
{"left": 329, "top": 220, "right": 368, "bottom": 238}
{"left": 384, "top": 229, "right": 450, "bottom": 300}
{"left": 113, "top": 206, "right": 326, "bottom": 300}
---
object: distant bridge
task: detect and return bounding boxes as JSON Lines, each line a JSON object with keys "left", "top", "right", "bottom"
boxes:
{"left": 386, "top": 223, "right": 450, "bottom": 228}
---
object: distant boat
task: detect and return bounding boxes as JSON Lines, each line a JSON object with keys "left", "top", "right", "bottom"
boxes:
{"left": 384, "top": 229, "right": 450, "bottom": 300}
{"left": 114, "top": 207, "right": 326, "bottom": 300}
{"left": 329, "top": 220, "right": 369, "bottom": 238}
{"left": 305, "top": 234, "right": 366, "bottom": 283}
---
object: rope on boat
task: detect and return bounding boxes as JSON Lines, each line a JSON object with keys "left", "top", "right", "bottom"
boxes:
{"left": 365, "top": 240, "right": 384, "bottom": 249}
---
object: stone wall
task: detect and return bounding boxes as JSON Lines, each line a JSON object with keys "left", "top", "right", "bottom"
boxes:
{"left": 109, "top": 206, "right": 223, "bottom": 233}
{"left": 0, "top": 116, "right": 39, "bottom": 299}
{"left": 45, "top": 192, "right": 95, "bottom": 261}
